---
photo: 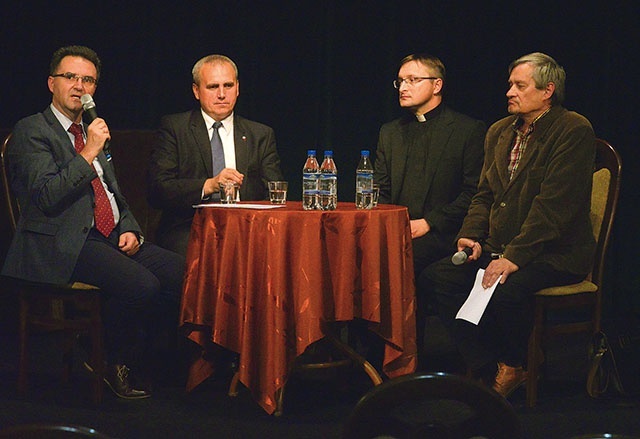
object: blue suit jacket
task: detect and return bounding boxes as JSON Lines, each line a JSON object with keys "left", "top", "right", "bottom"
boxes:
{"left": 1, "top": 106, "right": 141, "bottom": 284}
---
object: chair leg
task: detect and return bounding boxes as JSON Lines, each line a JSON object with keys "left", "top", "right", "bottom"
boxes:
{"left": 17, "top": 294, "right": 29, "bottom": 397}
{"left": 526, "top": 334, "right": 539, "bottom": 407}
{"left": 274, "top": 385, "right": 285, "bottom": 417}
{"left": 89, "top": 300, "right": 104, "bottom": 404}
{"left": 526, "top": 303, "right": 545, "bottom": 408}
{"left": 62, "top": 331, "right": 75, "bottom": 383}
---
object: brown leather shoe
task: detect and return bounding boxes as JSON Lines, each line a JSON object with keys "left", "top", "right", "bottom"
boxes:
{"left": 492, "top": 362, "right": 527, "bottom": 398}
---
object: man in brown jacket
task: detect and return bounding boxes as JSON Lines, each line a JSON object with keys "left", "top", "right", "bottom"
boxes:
{"left": 419, "top": 52, "right": 596, "bottom": 398}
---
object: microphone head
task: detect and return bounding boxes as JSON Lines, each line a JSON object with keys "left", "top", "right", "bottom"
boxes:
{"left": 451, "top": 247, "right": 473, "bottom": 266}
{"left": 80, "top": 94, "right": 96, "bottom": 110}
{"left": 451, "top": 251, "right": 468, "bottom": 266}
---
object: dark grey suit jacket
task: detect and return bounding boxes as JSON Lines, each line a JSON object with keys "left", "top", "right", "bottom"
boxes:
{"left": 147, "top": 110, "right": 283, "bottom": 248}
{"left": 374, "top": 105, "right": 486, "bottom": 237}
{"left": 1, "top": 106, "right": 141, "bottom": 284}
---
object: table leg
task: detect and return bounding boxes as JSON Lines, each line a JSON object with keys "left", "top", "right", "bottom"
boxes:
{"left": 327, "top": 334, "right": 383, "bottom": 385}
{"left": 228, "top": 371, "right": 240, "bottom": 397}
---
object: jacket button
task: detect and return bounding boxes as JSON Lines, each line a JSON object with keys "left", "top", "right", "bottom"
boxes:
{"left": 499, "top": 202, "right": 506, "bottom": 207}
{"left": 82, "top": 227, "right": 89, "bottom": 233}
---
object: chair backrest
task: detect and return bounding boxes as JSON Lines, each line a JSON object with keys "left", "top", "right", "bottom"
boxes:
{"left": 1, "top": 133, "right": 18, "bottom": 269}
{"left": 589, "top": 140, "right": 622, "bottom": 312}
{"left": 342, "top": 372, "right": 523, "bottom": 439}
{"left": 1, "top": 133, "right": 18, "bottom": 235}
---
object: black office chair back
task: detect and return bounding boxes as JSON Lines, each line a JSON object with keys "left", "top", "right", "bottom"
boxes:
{"left": 343, "top": 372, "right": 523, "bottom": 439}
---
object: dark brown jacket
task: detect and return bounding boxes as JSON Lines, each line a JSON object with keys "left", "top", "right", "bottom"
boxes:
{"left": 458, "top": 105, "right": 596, "bottom": 275}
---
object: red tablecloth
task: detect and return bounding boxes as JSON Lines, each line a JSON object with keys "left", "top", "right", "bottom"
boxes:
{"left": 180, "top": 201, "right": 416, "bottom": 414}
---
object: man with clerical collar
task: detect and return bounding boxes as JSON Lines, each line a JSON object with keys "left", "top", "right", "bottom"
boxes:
{"left": 373, "top": 53, "right": 486, "bottom": 362}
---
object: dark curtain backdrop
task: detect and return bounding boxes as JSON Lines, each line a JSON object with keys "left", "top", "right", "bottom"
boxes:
{"left": 1, "top": 1, "right": 638, "bottom": 316}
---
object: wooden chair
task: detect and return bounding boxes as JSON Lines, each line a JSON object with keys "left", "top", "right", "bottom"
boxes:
{"left": 1, "top": 133, "right": 105, "bottom": 403}
{"left": 525, "top": 138, "right": 622, "bottom": 407}
{"left": 342, "top": 372, "right": 523, "bottom": 439}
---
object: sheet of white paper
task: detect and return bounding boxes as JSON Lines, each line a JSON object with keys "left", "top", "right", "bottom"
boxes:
{"left": 192, "top": 203, "right": 285, "bottom": 209}
{"left": 455, "top": 268, "right": 502, "bottom": 325}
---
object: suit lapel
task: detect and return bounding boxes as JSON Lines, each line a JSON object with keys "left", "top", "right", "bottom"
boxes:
{"left": 507, "top": 107, "right": 563, "bottom": 187}
{"left": 502, "top": 108, "right": 559, "bottom": 187}
{"left": 43, "top": 107, "right": 76, "bottom": 159}
{"left": 494, "top": 129, "right": 513, "bottom": 189}
{"left": 391, "top": 120, "right": 411, "bottom": 202}
{"left": 423, "top": 109, "right": 452, "bottom": 191}
{"left": 392, "top": 109, "right": 451, "bottom": 204}
{"left": 233, "top": 116, "right": 248, "bottom": 174}
{"left": 507, "top": 136, "right": 538, "bottom": 186}
{"left": 189, "top": 110, "right": 214, "bottom": 176}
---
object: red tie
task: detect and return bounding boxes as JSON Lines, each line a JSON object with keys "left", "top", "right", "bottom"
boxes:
{"left": 68, "top": 123, "right": 116, "bottom": 238}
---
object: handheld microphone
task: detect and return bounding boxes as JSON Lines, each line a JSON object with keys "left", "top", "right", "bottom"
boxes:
{"left": 451, "top": 247, "right": 473, "bottom": 266}
{"left": 80, "top": 94, "right": 112, "bottom": 161}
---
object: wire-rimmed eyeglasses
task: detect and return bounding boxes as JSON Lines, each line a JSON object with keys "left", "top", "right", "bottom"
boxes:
{"left": 393, "top": 77, "right": 438, "bottom": 89}
{"left": 51, "top": 72, "right": 98, "bottom": 85}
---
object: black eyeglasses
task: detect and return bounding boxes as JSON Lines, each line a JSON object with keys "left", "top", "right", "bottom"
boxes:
{"left": 393, "top": 77, "right": 438, "bottom": 89}
{"left": 51, "top": 72, "right": 98, "bottom": 85}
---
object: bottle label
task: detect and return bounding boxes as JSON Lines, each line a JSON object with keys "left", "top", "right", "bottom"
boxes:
{"left": 355, "top": 171, "right": 373, "bottom": 194}
{"left": 319, "top": 174, "right": 337, "bottom": 195}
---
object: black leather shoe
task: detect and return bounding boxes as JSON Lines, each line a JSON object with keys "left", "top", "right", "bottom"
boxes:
{"left": 84, "top": 361, "right": 151, "bottom": 400}
{"left": 104, "top": 364, "right": 151, "bottom": 400}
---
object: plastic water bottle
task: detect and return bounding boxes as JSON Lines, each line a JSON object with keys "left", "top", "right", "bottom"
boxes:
{"left": 318, "top": 150, "right": 337, "bottom": 210}
{"left": 302, "top": 150, "right": 320, "bottom": 210}
{"left": 355, "top": 150, "right": 374, "bottom": 210}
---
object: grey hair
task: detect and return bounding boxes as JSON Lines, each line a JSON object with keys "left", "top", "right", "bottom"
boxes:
{"left": 509, "top": 52, "right": 565, "bottom": 105}
{"left": 192, "top": 54, "right": 239, "bottom": 85}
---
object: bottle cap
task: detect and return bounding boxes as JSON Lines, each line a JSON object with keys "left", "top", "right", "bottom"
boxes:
{"left": 361, "top": 150, "right": 370, "bottom": 156}
{"left": 307, "top": 149, "right": 316, "bottom": 155}
{"left": 324, "top": 150, "right": 333, "bottom": 156}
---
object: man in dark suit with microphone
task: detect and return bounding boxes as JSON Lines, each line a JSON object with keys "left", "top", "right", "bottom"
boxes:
{"left": 148, "top": 54, "right": 284, "bottom": 256}
{"left": 1, "top": 45, "right": 185, "bottom": 399}
{"left": 419, "top": 52, "right": 595, "bottom": 398}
